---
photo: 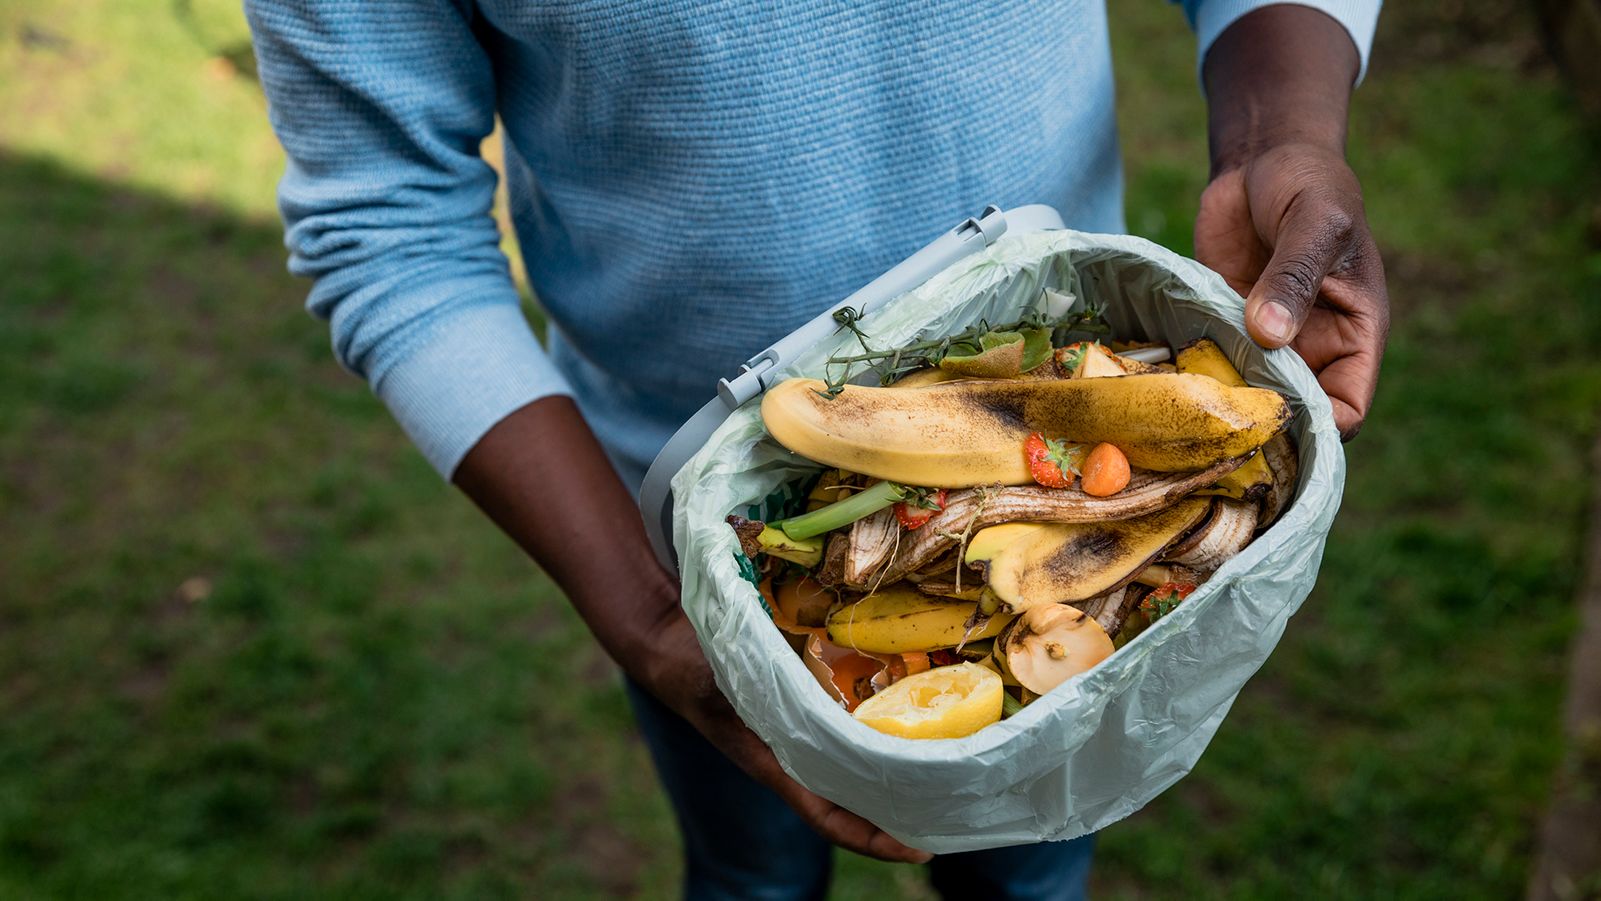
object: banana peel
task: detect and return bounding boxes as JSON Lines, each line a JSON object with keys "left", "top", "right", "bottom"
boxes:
{"left": 1176, "top": 338, "right": 1278, "bottom": 505}
{"left": 1174, "top": 337, "right": 1248, "bottom": 386}
{"left": 852, "top": 457, "right": 1247, "bottom": 589}
{"left": 1257, "top": 432, "right": 1299, "bottom": 527}
{"left": 915, "top": 581, "right": 987, "bottom": 603}
{"left": 826, "top": 585, "right": 1015, "bottom": 654}
{"left": 964, "top": 498, "right": 1211, "bottom": 612}
{"left": 761, "top": 373, "right": 1289, "bottom": 486}
{"left": 1169, "top": 498, "right": 1258, "bottom": 571}
{"left": 726, "top": 515, "right": 824, "bottom": 567}
{"left": 1200, "top": 460, "right": 1273, "bottom": 504}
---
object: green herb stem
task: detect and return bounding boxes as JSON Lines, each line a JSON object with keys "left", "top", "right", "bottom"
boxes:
{"left": 1001, "top": 693, "right": 1025, "bottom": 718}
{"left": 817, "top": 300, "right": 1109, "bottom": 397}
{"left": 772, "top": 480, "right": 908, "bottom": 540}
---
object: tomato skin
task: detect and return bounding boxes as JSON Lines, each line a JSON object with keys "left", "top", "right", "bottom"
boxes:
{"left": 893, "top": 488, "right": 948, "bottom": 530}
{"left": 1155, "top": 582, "right": 1197, "bottom": 601}
{"left": 1140, "top": 581, "right": 1198, "bottom": 620}
{"left": 828, "top": 654, "right": 883, "bottom": 712}
{"left": 1024, "top": 432, "right": 1078, "bottom": 488}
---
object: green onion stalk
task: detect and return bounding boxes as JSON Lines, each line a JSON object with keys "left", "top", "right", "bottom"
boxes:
{"left": 771, "top": 480, "right": 908, "bottom": 540}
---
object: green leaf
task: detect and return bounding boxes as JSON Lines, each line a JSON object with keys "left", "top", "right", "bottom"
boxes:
{"left": 1044, "top": 438, "right": 1086, "bottom": 477}
{"left": 1141, "top": 588, "right": 1186, "bottom": 622}
{"left": 1020, "top": 327, "right": 1054, "bottom": 372}
{"left": 939, "top": 330, "right": 1026, "bottom": 378}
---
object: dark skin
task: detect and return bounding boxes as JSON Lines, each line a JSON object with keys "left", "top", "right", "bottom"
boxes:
{"left": 453, "top": 397, "right": 932, "bottom": 862}
{"left": 454, "top": 5, "right": 1386, "bottom": 864}
{"left": 1198, "top": 6, "right": 1390, "bottom": 440}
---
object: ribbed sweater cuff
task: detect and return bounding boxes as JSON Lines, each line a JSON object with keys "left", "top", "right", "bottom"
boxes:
{"left": 1196, "top": 1, "right": 1380, "bottom": 84}
{"left": 373, "top": 300, "right": 573, "bottom": 479}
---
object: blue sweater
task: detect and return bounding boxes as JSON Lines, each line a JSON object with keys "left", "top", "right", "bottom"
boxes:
{"left": 246, "top": 0, "right": 1378, "bottom": 489}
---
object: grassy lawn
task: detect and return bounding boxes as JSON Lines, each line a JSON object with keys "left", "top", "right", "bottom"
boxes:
{"left": 2, "top": 2, "right": 1598, "bottom": 898}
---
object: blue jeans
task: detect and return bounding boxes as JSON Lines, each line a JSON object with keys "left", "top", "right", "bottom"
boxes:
{"left": 624, "top": 679, "right": 1095, "bottom": 900}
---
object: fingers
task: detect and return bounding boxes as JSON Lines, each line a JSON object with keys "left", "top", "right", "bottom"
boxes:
{"left": 1242, "top": 185, "right": 1389, "bottom": 441}
{"left": 1311, "top": 342, "right": 1381, "bottom": 441}
{"left": 713, "top": 712, "right": 932, "bottom": 863}
{"left": 814, "top": 798, "right": 934, "bottom": 864}
{"left": 744, "top": 739, "right": 932, "bottom": 863}
{"left": 1245, "top": 193, "right": 1356, "bottom": 349}
{"left": 1295, "top": 274, "right": 1388, "bottom": 442}
{"left": 1329, "top": 397, "right": 1364, "bottom": 441}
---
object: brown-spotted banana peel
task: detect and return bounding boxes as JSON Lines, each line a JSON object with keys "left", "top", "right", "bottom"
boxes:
{"left": 846, "top": 457, "right": 1245, "bottom": 589}
{"left": 963, "top": 497, "right": 1211, "bottom": 614}
{"left": 760, "top": 374, "right": 1290, "bottom": 487}
{"left": 1176, "top": 338, "right": 1284, "bottom": 507}
{"left": 1169, "top": 498, "right": 1258, "bottom": 571}
{"left": 825, "top": 585, "right": 1014, "bottom": 654}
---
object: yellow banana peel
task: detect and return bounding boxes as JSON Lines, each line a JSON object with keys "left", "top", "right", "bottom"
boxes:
{"left": 761, "top": 373, "right": 1288, "bottom": 487}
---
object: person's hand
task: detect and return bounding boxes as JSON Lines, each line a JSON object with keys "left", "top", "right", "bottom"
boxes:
{"left": 454, "top": 397, "right": 927, "bottom": 863}
{"left": 635, "top": 601, "right": 933, "bottom": 864}
{"left": 1194, "top": 142, "right": 1389, "bottom": 440}
{"left": 1196, "top": 4, "right": 1390, "bottom": 441}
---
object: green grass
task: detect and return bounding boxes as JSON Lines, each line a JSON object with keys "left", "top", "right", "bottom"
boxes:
{"left": 2, "top": 1, "right": 1599, "bottom": 898}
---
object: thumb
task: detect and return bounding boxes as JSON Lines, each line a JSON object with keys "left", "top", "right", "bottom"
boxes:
{"left": 1245, "top": 203, "right": 1352, "bottom": 349}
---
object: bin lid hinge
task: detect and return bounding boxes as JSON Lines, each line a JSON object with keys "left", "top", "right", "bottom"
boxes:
{"left": 956, "top": 204, "right": 1008, "bottom": 246}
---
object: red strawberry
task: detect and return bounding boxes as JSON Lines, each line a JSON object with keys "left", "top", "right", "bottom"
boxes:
{"left": 1024, "top": 432, "right": 1083, "bottom": 488}
{"left": 893, "top": 488, "right": 948, "bottom": 530}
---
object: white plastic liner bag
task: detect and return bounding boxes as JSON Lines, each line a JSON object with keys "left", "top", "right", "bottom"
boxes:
{"left": 669, "top": 228, "right": 1345, "bottom": 853}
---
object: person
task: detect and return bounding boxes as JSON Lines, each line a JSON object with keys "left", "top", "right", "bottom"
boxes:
{"left": 245, "top": 1, "right": 1388, "bottom": 897}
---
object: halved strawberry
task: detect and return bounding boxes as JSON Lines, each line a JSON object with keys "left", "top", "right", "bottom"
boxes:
{"left": 1054, "top": 341, "right": 1097, "bottom": 374}
{"left": 1023, "top": 432, "right": 1083, "bottom": 488}
{"left": 893, "top": 488, "right": 948, "bottom": 530}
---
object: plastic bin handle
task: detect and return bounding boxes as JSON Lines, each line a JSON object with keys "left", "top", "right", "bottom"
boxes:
{"left": 638, "top": 203, "right": 1065, "bottom": 573}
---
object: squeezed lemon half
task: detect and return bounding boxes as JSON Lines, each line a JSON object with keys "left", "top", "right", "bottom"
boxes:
{"left": 851, "top": 662, "right": 1004, "bottom": 740}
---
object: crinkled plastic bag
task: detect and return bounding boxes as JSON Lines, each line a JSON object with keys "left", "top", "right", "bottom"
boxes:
{"left": 670, "top": 229, "right": 1345, "bottom": 853}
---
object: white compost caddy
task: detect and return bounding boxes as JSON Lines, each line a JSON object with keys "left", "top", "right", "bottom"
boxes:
{"left": 638, "top": 206, "right": 1345, "bottom": 853}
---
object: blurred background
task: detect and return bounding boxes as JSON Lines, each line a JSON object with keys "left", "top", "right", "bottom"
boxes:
{"left": 3, "top": 1, "right": 1601, "bottom": 898}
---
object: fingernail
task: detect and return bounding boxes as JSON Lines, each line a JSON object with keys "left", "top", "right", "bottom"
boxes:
{"left": 1255, "top": 301, "right": 1294, "bottom": 345}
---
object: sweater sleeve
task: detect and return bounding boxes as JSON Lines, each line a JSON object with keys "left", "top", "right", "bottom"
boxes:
{"left": 1179, "top": 1, "right": 1382, "bottom": 83}
{"left": 246, "top": 0, "right": 572, "bottom": 478}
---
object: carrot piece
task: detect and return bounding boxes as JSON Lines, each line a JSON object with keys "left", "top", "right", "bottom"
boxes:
{"left": 1080, "top": 443, "right": 1131, "bottom": 497}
